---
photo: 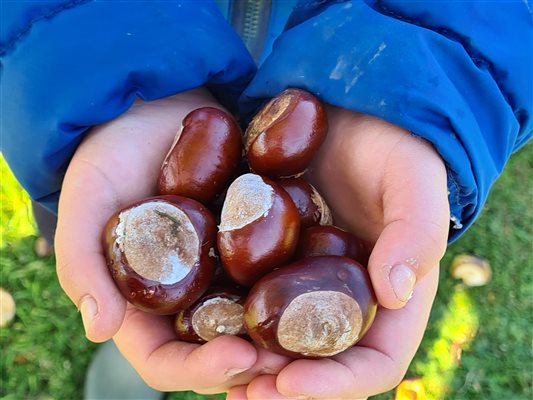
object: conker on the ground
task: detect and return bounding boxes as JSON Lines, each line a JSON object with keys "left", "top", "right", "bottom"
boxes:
{"left": 174, "top": 285, "right": 248, "bottom": 343}
{"left": 244, "top": 256, "right": 377, "bottom": 358}
{"left": 296, "top": 225, "right": 370, "bottom": 265}
{"left": 217, "top": 173, "right": 300, "bottom": 286}
{"left": 244, "top": 88, "right": 328, "bottom": 178}
{"left": 102, "top": 196, "right": 217, "bottom": 314}
{"left": 158, "top": 107, "right": 242, "bottom": 204}
{"left": 278, "top": 178, "right": 332, "bottom": 229}
{"left": 450, "top": 254, "right": 492, "bottom": 287}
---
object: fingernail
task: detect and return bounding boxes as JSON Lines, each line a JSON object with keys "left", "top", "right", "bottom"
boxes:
{"left": 225, "top": 367, "right": 249, "bottom": 378}
{"left": 389, "top": 263, "right": 416, "bottom": 302}
{"left": 79, "top": 295, "right": 97, "bottom": 334}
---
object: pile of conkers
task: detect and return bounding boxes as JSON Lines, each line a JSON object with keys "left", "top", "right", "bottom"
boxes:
{"left": 102, "top": 89, "right": 377, "bottom": 358}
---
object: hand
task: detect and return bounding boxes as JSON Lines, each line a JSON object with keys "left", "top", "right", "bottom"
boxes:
{"left": 226, "top": 106, "right": 449, "bottom": 399}
{"left": 54, "top": 89, "right": 289, "bottom": 392}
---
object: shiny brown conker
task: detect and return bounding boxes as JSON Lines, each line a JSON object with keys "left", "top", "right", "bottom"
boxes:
{"left": 217, "top": 173, "right": 300, "bottom": 286}
{"left": 295, "top": 225, "right": 370, "bottom": 266}
{"left": 102, "top": 196, "right": 217, "bottom": 315}
{"left": 174, "top": 285, "right": 248, "bottom": 343}
{"left": 244, "top": 88, "right": 328, "bottom": 178}
{"left": 244, "top": 256, "right": 377, "bottom": 358}
{"left": 158, "top": 107, "right": 242, "bottom": 204}
{"left": 278, "top": 178, "right": 332, "bottom": 229}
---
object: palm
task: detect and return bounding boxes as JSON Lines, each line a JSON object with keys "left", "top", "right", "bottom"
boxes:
{"left": 307, "top": 106, "right": 445, "bottom": 243}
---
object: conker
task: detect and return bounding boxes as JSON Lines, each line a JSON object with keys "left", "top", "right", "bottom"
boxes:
{"left": 244, "top": 88, "right": 327, "bottom": 178}
{"left": 279, "top": 178, "right": 332, "bottom": 229}
{"left": 217, "top": 173, "right": 300, "bottom": 286}
{"left": 244, "top": 256, "right": 377, "bottom": 358}
{"left": 174, "top": 285, "right": 247, "bottom": 343}
{"left": 158, "top": 107, "right": 242, "bottom": 204}
{"left": 102, "top": 196, "right": 217, "bottom": 314}
{"left": 296, "top": 225, "right": 370, "bottom": 266}
{"left": 450, "top": 254, "right": 492, "bottom": 287}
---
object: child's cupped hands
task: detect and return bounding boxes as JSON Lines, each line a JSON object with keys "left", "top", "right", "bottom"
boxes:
{"left": 55, "top": 92, "right": 449, "bottom": 398}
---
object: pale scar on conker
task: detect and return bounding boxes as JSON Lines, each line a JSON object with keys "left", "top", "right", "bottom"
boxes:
{"left": 174, "top": 285, "right": 248, "bottom": 343}
{"left": 102, "top": 195, "right": 217, "bottom": 315}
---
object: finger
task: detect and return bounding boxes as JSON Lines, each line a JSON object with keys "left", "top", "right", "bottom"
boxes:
{"left": 226, "top": 385, "right": 248, "bottom": 400}
{"left": 276, "top": 267, "right": 439, "bottom": 399}
{"left": 248, "top": 375, "right": 290, "bottom": 400}
{"left": 56, "top": 160, "right": 126, "bottom": 342}
{"left": 226, "top": 345, "right": 292, "bottom": 387}
{"left": 369, "top": 135, "right": 449, "bottom": 309}
{"left": 191, "top": 344, "right": 292, "bottom": 394}
{"left": 114, "top": 305, "right": 257, "bottom": 392}
{"left": 247, "top": 375, "right": 368, "bottom": 400}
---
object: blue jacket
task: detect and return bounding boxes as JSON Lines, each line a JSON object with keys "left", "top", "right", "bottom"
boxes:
{"left": 1, "top": 1, "right": 531, "bottom": 241}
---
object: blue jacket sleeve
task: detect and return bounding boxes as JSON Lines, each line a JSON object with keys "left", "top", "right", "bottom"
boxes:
{"left": 1, "top": 0, "right": 256, "bottom": 213}
{"left": 241, "top": 0, "right": 533, "bottom": 241}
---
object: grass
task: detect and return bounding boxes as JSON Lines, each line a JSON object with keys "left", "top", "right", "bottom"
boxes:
{"left": 1, "top": 144, "right": 532, "bottom": 400}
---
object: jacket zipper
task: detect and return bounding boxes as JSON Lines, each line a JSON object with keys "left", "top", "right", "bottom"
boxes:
{"left": 230, "top": 0, "right": 272, "bottom": 62}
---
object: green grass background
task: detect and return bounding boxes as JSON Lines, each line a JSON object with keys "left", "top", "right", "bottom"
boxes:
{"left": 1, "top": 144, "right": 532, "bottom": 400}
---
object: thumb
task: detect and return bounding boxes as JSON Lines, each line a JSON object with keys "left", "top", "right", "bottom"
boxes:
{"left": 368, "top": 137, "right": 450, "bottom": 309}
{"left": 55, "top": 159, "right": 126, "bottom": 342}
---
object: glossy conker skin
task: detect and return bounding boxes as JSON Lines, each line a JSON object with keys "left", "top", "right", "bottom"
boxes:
{"left": 244, "top": 88, "right": 328, "bottom": 178}
{"left": 102, "top": 195, "right": 217, "bottom": 315}
{"left": 296, "top": 225, "right": 370, "bottom": 266}
{"left": 279, "top": 178, "right": 332, "bottom": 229}
{"left": 174, "top": 285, "right": 248, "bottom": 344}
{"left": 217, "top": 174, "right": 300, "bottom": 286}
{"left": 244, "top": 256, "right": 377, "bottom": 358}
{"left": 158, "top": 107, "right": 243, "bottom": 204}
